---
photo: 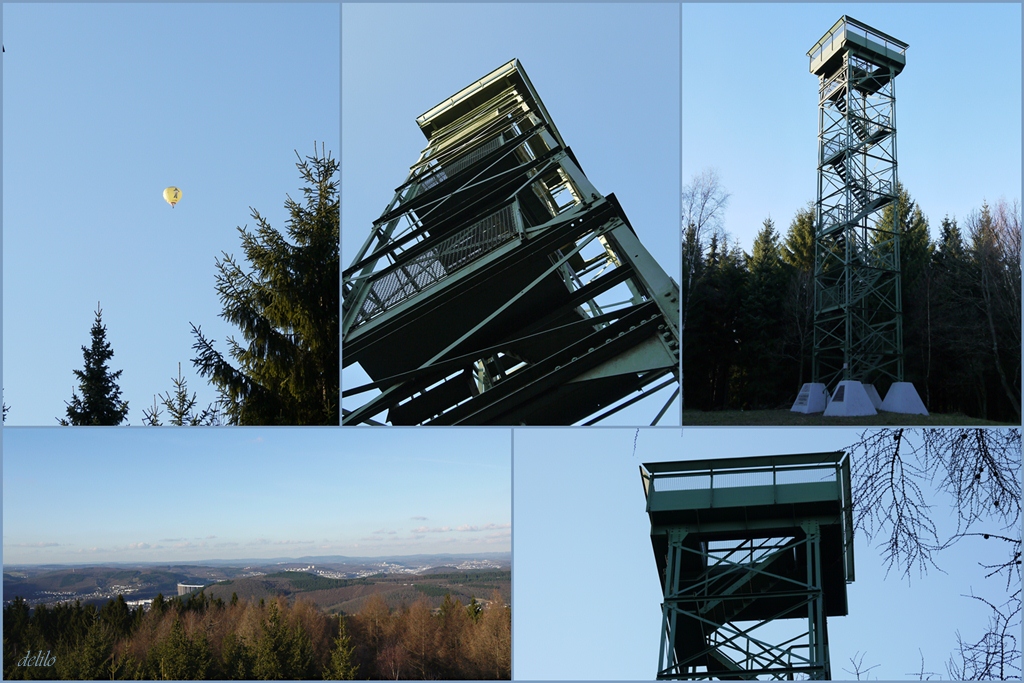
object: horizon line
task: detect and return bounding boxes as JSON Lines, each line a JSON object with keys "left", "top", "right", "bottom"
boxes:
{"left": 3, "top": 550, "right": 512, "bottom": 569}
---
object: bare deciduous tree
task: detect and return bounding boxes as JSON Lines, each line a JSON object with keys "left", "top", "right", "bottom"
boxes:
{"left": 966, "top": 201, "right": 1022, "bottom": 421}
{"left": 847, "top": 428, "right": 1022, "bottom": 679}
{"left": 681, "top": 169, "right": 730, "bottom": 410}
{"left": 848, "top": 428, "right": 1021, "bottom": 577}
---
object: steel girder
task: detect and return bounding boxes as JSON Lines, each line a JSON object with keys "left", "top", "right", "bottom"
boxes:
{"left": 811, "top": 35, "right": 905, "bottom": 391}
{"left": 657, "top": 526, "right": 831, "bottom": 680}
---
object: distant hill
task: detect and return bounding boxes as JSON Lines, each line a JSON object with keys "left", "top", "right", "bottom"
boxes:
{"left": 3, "top": 554, "right": 510, "bottom": 611}
{"left": 204, "top": 570, "right": 510, "bottom": 615}
{"left": 3, "top": 567, "right": 198, "bottom": 605}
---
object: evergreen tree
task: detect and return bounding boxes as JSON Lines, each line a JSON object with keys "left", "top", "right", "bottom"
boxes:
{"left": 466, "top": 596, "right": 483, "bottom": 623}
{"left": 287, "top": 623, "right": 316, "bottom": 679}
{"left": 926, "top": 217, "right": 976, "bottom": 413}
{"left": 781, "top": 203, "right": 816, "bottom": 388}
{"left": 253, "top": 601, "right": 287, "bottom": 679}
{"left": 683, "top": 234, "right": 747, "bottom": 411}
{"left": 737, "top": 218, "right": 792, "bottom": 407}
{"left": 878, "top": 183, "right": 932, "bottom": 287}
{"left": 681, "top": 169, "right": 731, "bottom": 411}
{"left": 99, "top": 595, "right": 132, "bottom": 639}
{"left": 153, "top": 619, "right": 191, "bottom": 680}
{"left": 3, "top": 598, "right": 51, "bottom": 680}
{"left": 149, "top": 618, "right": 212, "bottom": 680}
{"left": 191, "top": 145, "right": 339, "bottom": 425}
{"left": 150, "top": 593, "right": 167, "bottom": 618}
{"left": 55, "top": 619, "right": 113, "bottom": 679}
{"left": 875, "top": 183, "right": 933, "bottom": 396}
{"left": 324, "top": 614, "right": 359, "bottom": 680}
{"left": 142, "top": 362, "right": 220, "bottom": 426}
{"left": 220, "top": 632, "right": 253, "bottom": 679}
{"left": 59, "top": 304, "right": 129, "bottom": 425}
{"left": 781, "top": 203, "right": 816, "bottom": 272}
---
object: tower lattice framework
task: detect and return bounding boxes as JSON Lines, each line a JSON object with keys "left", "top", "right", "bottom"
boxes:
{"left": 641, "top": 453, "right": 855, "bottom": 680}
{"left": 342, "top": 59, "right": 680, "bottom": 425}
{"left": 808, "top": 17, "right": 908, "bottom": 391}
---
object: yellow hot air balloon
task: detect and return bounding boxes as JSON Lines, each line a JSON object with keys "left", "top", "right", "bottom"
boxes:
{"left": 163, "top": 186, "right": 182, "bottom": 208}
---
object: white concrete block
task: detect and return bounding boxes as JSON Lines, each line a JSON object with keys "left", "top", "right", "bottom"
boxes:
{"left": 880, "top": 382, "right": 929, "bottom": 415}
{"left": 791, "top": 383, "right": 829, "bottom": 413}
{"left": 823, "top": 381, "right": 878, "bottom": 417}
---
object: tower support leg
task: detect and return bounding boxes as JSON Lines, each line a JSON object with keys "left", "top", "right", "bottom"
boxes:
{"left": 657, "top": 527, "right": 831, "bottom": 680}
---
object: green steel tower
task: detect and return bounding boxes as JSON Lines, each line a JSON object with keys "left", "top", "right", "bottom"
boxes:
{"left": 794, "top": 18, "right": 924, "bottom": 416}
{"left": 641, "top": 453, "right": 855, "bottom": 679}
{"left": 342, "top": 60, "right": 680, "bottom": 425}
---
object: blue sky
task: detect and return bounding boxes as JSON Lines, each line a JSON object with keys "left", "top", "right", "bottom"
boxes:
{"left": 514, "top": 426, "right": 1020, "bottom": 680}
{"left": 683, "top": 3, "right": 1022, "bottom": 251}
{"left": 3, "top": 427, "right": 510, "bottom": 565}
{"left": 2, "top": 3, "right": 340, "bottom": 425}
{"left": 341, "top": 3, "right": 681, "bottom": 426}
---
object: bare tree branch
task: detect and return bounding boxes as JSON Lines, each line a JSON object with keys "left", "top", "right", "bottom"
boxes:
{"left": 847, "top": 428, "right": 943, "bottom": 579}
{"left": 842, "top": 651, "right": 880, "bottom": 680}
{"left": 847, "top": 428, "right": 1022, "bottom": 678}
{"left": 947, "top": 593, "right": 1021, "bottom": 680}
{"left": 905, "top": 648, "right": 941, "bottom": 680}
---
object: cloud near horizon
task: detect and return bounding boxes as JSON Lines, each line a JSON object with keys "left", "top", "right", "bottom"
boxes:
{"left": 413, "top": 522, "right": 510, "bottom": 534}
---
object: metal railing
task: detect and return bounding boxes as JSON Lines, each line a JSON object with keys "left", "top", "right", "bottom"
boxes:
{"left": 808, "top": 16, "right": 908, "bottom": 67}
{"left": 647, "top": 460, "right": 841, "bottom": 495}
{"left": 418, "top": 135, "right": 503, "bottom": 192}
{"left": 353, "top": 203, "right": 521, "bottom": 325}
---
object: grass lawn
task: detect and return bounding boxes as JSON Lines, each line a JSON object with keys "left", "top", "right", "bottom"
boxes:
{"left": 683, "top": 409, "right": 1018, "bottom": 427}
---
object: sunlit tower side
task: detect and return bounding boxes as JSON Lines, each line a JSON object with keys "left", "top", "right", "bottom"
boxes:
{"left": 640, "top": 453, "right": 855, "bottom": 680}
{"left": 792, "top": 17, "right": 926, "bottom": 416}
{"left": 342, "top": 59, "right": 681, "bottom": 425}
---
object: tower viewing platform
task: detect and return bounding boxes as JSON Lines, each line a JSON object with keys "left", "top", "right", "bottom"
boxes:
{"left": 641, "top": 452, "right": 854, "bottom": 679}
{"left": 808, "top": 15, "right": 907, "bottom": 87}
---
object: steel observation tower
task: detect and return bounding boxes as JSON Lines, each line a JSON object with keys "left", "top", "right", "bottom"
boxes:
{"left": 641, "top": 453, "right": 855, "bottom": 679}
{"left": 342, "top": 60, "right": 680, "bottom": 425}
{"left": 793, "top": 17, "right": 927, "bottom": 417}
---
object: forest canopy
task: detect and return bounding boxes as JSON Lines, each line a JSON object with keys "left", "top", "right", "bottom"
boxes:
{"left": 2, "top": 589, "right": 510, "bottom": 680}
{"left": 682, "top": 179, "right": 1021, "bottom": 423}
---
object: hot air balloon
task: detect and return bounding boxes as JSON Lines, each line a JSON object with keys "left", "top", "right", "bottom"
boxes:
{"left": 163, "top": 186, "right": 182, "bottom": 208}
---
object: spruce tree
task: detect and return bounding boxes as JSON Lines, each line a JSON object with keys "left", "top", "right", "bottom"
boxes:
{"left": 738, "top": 218, "right": 791, "bottom": 407}
{"left": 191, "top": 145, "right": 339, "bottom": 425}
{"left": 324, "top": 615, "right": 359, "bottom": 680}
{"left": 142, "top": 362, "right": 219, "bottom": 426}
{"left": 220, "top": 633, "right": 253, "bottom": 679}
{"left": 253, "top": 600, "right": 287, "bottom": 679}
{"left": 154, "top": 620, "right": 191, "bottom": 680}
{"left": 782, "top": 204, "right": 816, "bottom": 388}
{"left": 59, "top": 304, "right": 129, "bottom": 425}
